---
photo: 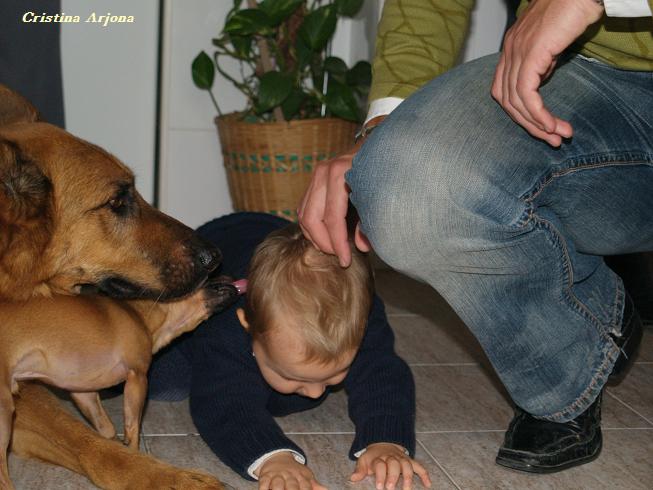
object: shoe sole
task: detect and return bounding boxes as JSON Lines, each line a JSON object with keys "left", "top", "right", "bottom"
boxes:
{"left": 495, "top": 439, "right": 602, "bottom": 474}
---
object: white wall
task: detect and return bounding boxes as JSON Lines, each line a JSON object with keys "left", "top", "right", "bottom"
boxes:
{"left": 159, "top": 0, "right": 509, "bottom": 229}
{"left": 61, "top": 0, "right": 159, "bottom": 203}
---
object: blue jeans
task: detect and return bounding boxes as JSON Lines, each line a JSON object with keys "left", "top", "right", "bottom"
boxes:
{"left": 347, "top": 53, "right": 653, "bottom": 422}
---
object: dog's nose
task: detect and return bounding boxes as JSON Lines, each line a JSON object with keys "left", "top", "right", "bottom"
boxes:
{"left": 197, "top": 242, "right": 222, "bottom": 272}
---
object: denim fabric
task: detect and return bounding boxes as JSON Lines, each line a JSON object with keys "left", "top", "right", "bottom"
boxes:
{"left": 347, "top": 53, "right": 653, "bottom": 422}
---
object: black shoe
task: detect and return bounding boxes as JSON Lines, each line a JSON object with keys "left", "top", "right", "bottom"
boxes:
{"left": 495, "top": 294, "right": 643, "bottom": 474}
{"left": 496, "top": 393, "right": 603, "bottom": 474}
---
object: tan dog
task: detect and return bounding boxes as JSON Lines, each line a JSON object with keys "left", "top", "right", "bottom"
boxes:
{"left": 0, "top": 277, "right": 237, "bottom": 490}
{"left": 0, "top": 84, "right": 220, "bottom": 302}
{"left": 0, "top": 85, "right": 231, "bottom": 489}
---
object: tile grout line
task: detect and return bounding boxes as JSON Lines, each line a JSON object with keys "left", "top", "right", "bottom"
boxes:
{"left": 141, "top": 434, "right": 152, "bottom": 454}
{"left": 604, "top": 390, "right": 653, "bottom": 426}
{"left": 140, "top": 427, "right": 653, "bottom": 438}
{"left": 417, "top": 439, "right": 463, "bottom": 490}
{"left": 602, "top": 427, "right": 653, "bottom": 431}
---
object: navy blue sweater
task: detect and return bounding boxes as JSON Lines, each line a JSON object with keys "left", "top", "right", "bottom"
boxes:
{"left": 149, "top": 212, "right": 416, "bottom": 481}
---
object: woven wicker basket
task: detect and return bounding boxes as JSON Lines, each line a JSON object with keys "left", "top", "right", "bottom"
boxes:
{"left": 216, "top": 113, "right": 357, "bottom": 221}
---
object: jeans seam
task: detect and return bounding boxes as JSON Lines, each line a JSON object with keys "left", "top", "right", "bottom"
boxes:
{"left": 522, "top": 182, "right": 626, "bottom": 421}
{"left": 529, "top": 214, "right": 613, "bottom": 342}
{"left": 523, "top": 159, "right": 653, "bottom": 204}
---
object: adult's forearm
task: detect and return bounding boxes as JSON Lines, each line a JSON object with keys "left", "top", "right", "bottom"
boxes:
{"left": 369, "top": 0, "right": 474, "bottom": 102}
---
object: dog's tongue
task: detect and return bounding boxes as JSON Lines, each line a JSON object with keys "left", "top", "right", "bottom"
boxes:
{"left": 232, "top": 279, "right": 248, "bottom": 295}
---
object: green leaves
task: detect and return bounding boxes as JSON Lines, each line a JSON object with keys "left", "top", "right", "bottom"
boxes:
{"left": 224, "top": 9, "right": 272, "bottom": 36}
{"left": 298, "top": 5, "right": 337, "bottom": 51}
{"left": 346, "top": 60, "right": 371, "bottom": 92}
{"left": 257, "top": 71, "right": 293, "bottom": 113}
{"left": 281, "top": 89, "right": 305, "bottom": 120}
{"left": 325, "top": 79, "right": 359, "bottom": 122}
{"left": 229, "top": 35, "right": 253, "bottom": 60}
{"left": 191, "top": 51, "right": 215, "bottom": 89}
{"left": 335, "top": 0, "right": 364, "bottom": 17}
{"left": 193, "top": 1, "right": 373, "bottom": 122}
{"left": 324, "top": 56, "right": 347, "bottom": 80}
{"left": 259, "top": 0, "right": 303, "bottom": 26}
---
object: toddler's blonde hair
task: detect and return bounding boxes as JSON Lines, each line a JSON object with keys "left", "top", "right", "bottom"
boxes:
{"left": 244, "top": 224, "right": 374, "bottom": 363}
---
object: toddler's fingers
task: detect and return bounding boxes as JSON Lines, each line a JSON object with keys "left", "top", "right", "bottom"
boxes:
{"left": 412, "top": 460, "right": 432, "bottom": 488}
{"left": 385, "top": 457, "right": 401, "bottom": 489}
{"left": 311, "top": 479, "right": 328, "bottom": 490}
{"left": 373, "top": 458, "right": 388, "bottom": 490}
{"left": 350, "top": 460, "right": 368, "bottom": 482}
{"left": 286, "top": 477, "right": 300, "bottom": 490}
{"left": 259, "top": 475, "right": 271, "bottom": 490}
{"left": 270, "top": 475, "right": 286, "bottom": 490}
{"left": 399, "top": 459, "right": 414, "bottom": 490}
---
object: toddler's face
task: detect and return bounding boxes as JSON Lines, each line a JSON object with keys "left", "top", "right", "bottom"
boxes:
{"left": 237, "top": 308, "right": 355, "bottom": 398}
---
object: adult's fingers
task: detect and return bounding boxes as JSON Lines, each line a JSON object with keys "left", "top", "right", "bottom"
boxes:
{"left": 518, "top": 57, "right": 573, "bottom": 139}
{"left": 298, "top": 162, "right": 334, "bottom": 254}
{"left": 354, "top": 223, "right": 371, "bottom": 253}
{"left": 324, "top": 160, "right": 353, "bottom": 267}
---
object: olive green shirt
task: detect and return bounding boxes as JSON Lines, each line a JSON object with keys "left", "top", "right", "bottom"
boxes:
{"left": 370, "top": 0, "right": 653, "bottom": 103}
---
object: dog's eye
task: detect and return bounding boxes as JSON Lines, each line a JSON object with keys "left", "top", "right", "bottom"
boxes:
{"left": 109, "top": 198, "right": 125, "bottom": 210}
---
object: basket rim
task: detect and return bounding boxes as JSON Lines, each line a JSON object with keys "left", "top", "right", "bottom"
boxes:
{"left": 214, "top": 112, "right": 358, "bottom": 129}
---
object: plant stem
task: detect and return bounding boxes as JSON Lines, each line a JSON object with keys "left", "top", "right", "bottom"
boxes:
{"left": 247, "top": 0, "right": 285, "bottom": 122}
{"left": 207, "top": 89, "right": 222, "bottom": 116}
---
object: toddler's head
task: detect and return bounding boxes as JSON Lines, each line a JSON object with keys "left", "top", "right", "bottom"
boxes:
{"left": 236, "top": 224, "right": 373, "bottom": 398}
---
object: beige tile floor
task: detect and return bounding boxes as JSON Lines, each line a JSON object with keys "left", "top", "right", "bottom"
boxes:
{"left": 8, "top": 269, "right": 653, "bottom": 489}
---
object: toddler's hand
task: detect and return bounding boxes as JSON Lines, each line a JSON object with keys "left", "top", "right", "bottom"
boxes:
{"left": 257, "top": 452, "right": 327, "bottom": 490}
{"left": 350, "top": 443, "right": 431, "bottom": 490}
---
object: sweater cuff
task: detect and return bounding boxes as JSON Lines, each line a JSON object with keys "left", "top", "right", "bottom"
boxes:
{"left": 238, "top": 431, "right": 306, "bottom": 481}
{"left": 349, "top": 415, "right": 416, "bottom": 460}
{"left": 247, "top": 449, "right": 306, "bottom": 479}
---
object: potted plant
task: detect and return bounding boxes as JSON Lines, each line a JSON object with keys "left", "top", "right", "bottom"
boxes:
{"left": 192, "top": 0, "right": 371, "bottom": 220}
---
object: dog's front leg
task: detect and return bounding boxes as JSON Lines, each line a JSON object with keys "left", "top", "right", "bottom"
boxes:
{"left": 122, "top": 369, "right": 147, "bottom": 450}
{"left": 0, "top": 384, "right": 16, "bottom": 490}
{"left": 11, "top": 383, "right": 227, "bottom": 489}
{"left": 70, "top": 391, "right": 117, "bottom": 439}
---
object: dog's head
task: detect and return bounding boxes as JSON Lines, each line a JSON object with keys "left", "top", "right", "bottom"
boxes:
{"left": 0, "top": 85, "right": 221, "bottom": 301}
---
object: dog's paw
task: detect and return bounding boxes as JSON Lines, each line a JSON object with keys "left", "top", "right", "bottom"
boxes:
{"left": 203, "top": 274, "right": 239, "bottom": 313}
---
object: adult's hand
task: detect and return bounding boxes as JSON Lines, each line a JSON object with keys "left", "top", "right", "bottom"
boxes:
{"left": 491, "top": 0, "right": 604, "bottom": 147}
{"left": 298, "top": 117, "right": 386, "bottom": 267}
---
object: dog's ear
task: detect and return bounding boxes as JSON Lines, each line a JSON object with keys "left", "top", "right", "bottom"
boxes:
{"left": 0, "top": 140, "right": 52, "bottom": 225}
{"left": 0, "top": 85, "right": 39, "bottom": 126}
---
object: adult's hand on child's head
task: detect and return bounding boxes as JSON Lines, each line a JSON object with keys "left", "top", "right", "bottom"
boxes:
{"left": 491, "top": 0, "right": 603, "bottom": 147}
{"left": 298, "top": 145, "right": 364, "bottom": 268}
{"left": 257, "top": 452, "right": 327, "bottom": 490}
{"left": 298, "top": 115, "right": 387, "bottom": 268}
{"left": 350, "top": 443, "right": 431, "bottom": 490}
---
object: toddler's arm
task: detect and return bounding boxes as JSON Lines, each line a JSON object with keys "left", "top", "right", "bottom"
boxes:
{"left": 187, "top": 313, "right": 306, "bottom": 480}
